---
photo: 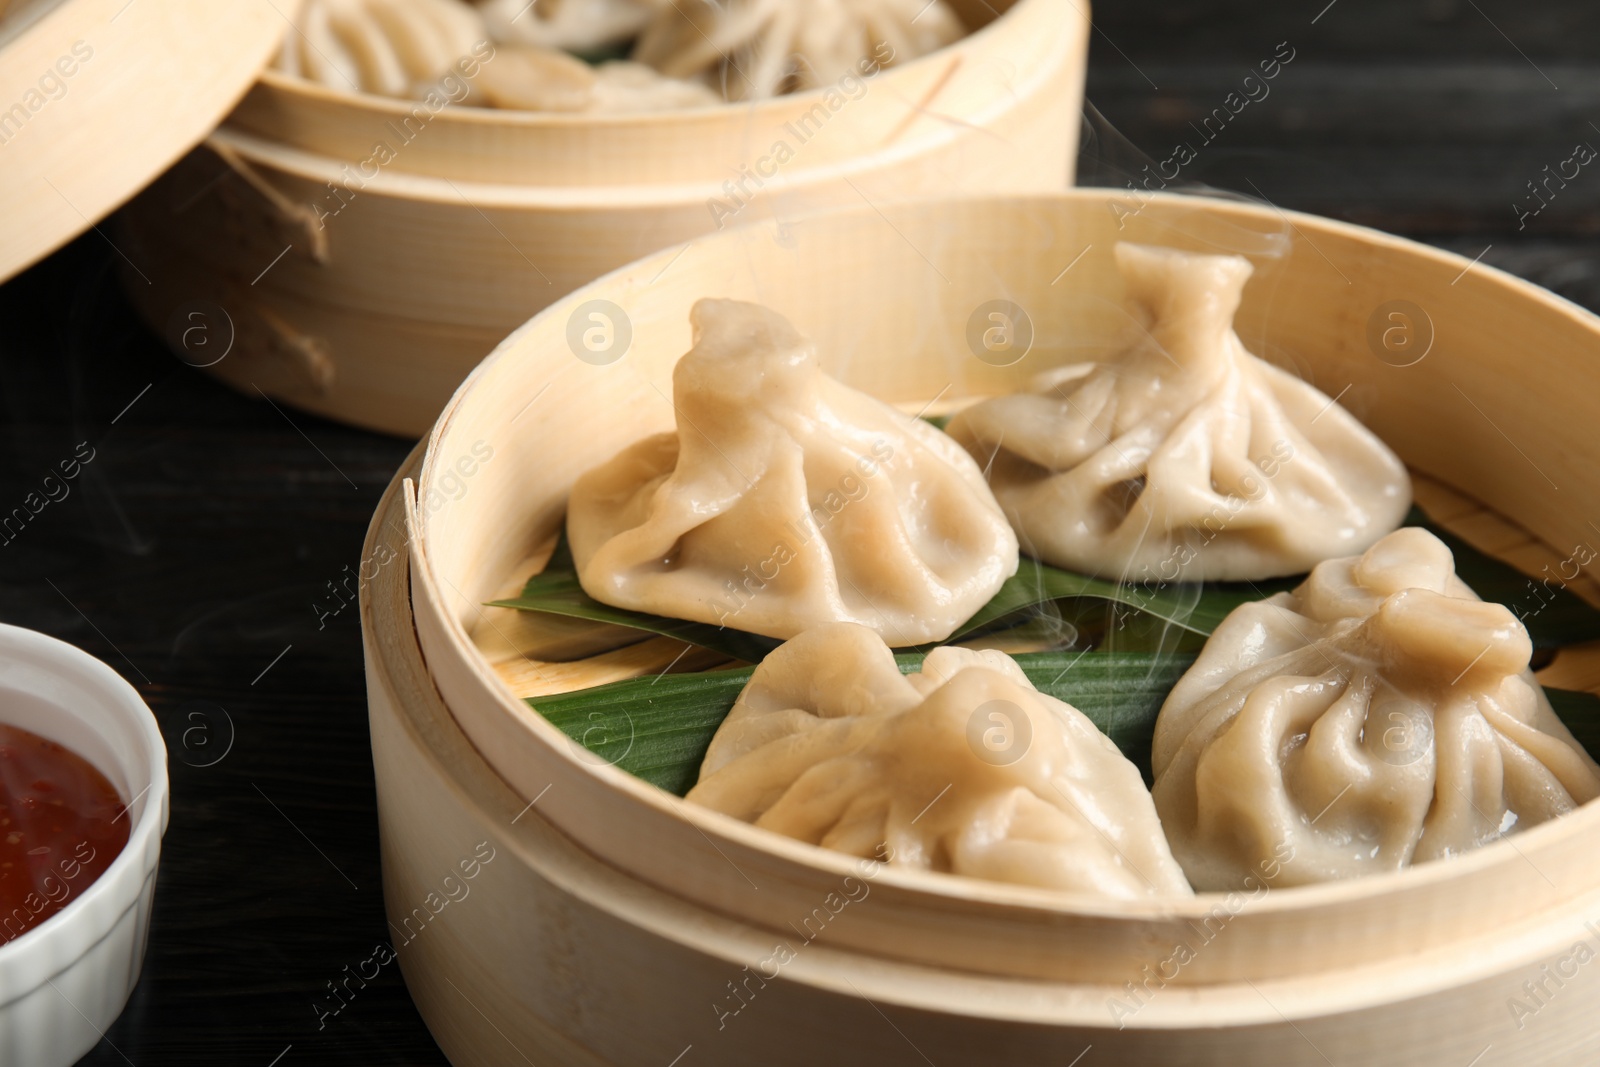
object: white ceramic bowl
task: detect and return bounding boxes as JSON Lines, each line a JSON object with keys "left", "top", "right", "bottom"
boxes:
{"left": 0, "top": 623, "right": 168, "bottom": 1066}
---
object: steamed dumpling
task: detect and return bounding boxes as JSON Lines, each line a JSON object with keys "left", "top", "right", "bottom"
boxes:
{"left": 277, "top": 0, "right": 718, "bottom": 111}
{"left": 632, "top": 0, "right": 965, "bottom": 101}
{"left": 473, "top": 45, "right": 719, "bottom": 111}
{"left": 276, "top": 0, "right": 488, "bottom": 99}
{"left": 567, "top": 299, "right": 1019, "bottom": 646}
{"left": 587, "top": 60, "right": 722, "bottom": 112}
{"left": 947, "top": 243, "right": 1412, "bottom": 581}
{"left": 471, "top": 42, "right": 601, "bottom": 110}
{"left": 1151, "top": 527, "right": 1600, "bottom": 890}
{"left": 689, "top": 623, "right": 1194, "bottom": 898}
{"left": 477, "top": 0, "right": 656, "bottom": 52}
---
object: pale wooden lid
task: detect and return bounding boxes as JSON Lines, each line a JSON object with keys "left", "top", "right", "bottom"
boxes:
{"left": 0, "top": 0, "right": 296, "bottom": 284}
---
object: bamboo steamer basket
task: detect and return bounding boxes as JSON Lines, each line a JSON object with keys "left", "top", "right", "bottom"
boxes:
{"left": 362, "top": 189, "right": 1600, "bottom": 1065}
{"left": 0, "top": 0, "right": 293, "bottom": 283}
{"left": 117, "top": 0, "right": 1089, "bottom": 437}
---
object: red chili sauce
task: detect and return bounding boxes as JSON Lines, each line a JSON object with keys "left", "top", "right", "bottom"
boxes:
{"left": 0, "top": 724, "right": 129, "bottom": 946}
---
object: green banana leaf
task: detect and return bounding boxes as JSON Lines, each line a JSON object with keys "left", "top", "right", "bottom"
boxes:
{"left": 533, "top": 655, "right": 1600, "bottom": 800}
{"left": 530, "top": 651, "right": 1192, "bottom": 796}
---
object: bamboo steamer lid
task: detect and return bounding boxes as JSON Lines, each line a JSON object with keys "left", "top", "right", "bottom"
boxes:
{"left": 0, "top": 0, "right": 295, "bottom": 283}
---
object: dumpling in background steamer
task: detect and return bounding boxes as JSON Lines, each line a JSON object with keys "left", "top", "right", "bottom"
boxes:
{"left": 276, "top": 0, "right": 489, "bottom": 99}
{"left": 631, "top": 0, "right": 965, "bottom": 100}
{"left": 588, "top": 60, "right": 721, "bottom": 112}
{"left": 1151, "top": 527, "right": 1600, "bottom": 890}
{"left": 566, "top": 298, "right": 1019, "bottom": 647}
{"left": 471, "top": 42, "right": 598, "bottom": 109}
{"left": 688, "top": 623, "right": 1194, "bottom": 898}
{"left": 477, "top": 0, "right": 655, "bottom": 52}
{"left": 473, "top": 46, "right": 720, "bottom": 111}
{"left": 946, "top": 243, "right": 1412, "bottom": 582}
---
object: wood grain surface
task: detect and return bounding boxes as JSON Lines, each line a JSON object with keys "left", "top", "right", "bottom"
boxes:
{"left": 0, "top": 2, "right": 1589, "bottom": 1062}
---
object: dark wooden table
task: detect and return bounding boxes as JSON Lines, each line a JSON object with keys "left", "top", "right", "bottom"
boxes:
{"left": 0, "top": 2, "right": 1591, "bottom": 1063}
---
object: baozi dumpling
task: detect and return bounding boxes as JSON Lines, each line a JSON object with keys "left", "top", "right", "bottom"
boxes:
{"left": 477, "top": 0, "right": 656, "bottom": 52}
{"left": 631, "top": 0, "right": 965, "bottom": 101}
{"left": 276, "top": 0, "right": 488, "bottom": 99}
{"left": 1151, "top": 527, "right": 1600, "bottom": 890}
{"left": 689, "top": 623, "right": 1194, "bottom": 898}
{"left": 567, "top": 299, "right": 1018, "bottom": 646}
{"left": 947, "top": 243, "right": 1412, "bottom": 581}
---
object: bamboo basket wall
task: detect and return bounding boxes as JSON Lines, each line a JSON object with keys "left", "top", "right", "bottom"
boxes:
{"left": 360, "top": 190, "right": 1600, "bottom": 1065}
{"left": 115, "top": 0, "right": 1088, "bottom": 437}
